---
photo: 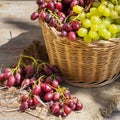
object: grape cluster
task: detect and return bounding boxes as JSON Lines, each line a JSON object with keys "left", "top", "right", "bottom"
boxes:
{"left": 0, "top": 54, "right": 83, "bottom": 118}
{"left": 31, "top": 0, "right": 120, "bottom": 42}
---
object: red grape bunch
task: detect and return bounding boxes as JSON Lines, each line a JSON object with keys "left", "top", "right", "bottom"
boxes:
{"left": 0, "top": 54, "right": 83, "bottom": 118}
{"left": 31, "top": 0, "right": 93, "bottom": 41}
{"left": 31, "top": 0, "right": 120, "bottom": 42}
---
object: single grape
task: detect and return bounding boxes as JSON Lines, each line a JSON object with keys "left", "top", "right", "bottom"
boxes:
{"left": 62, "top": 23, "right": 72, "bottom": 32}
{"left": 71, "top": 20, "right": 81, "bottom": 31}
{"left": 21, "top": 101, "right": 28, "bottom": 111}
{"left": 69, "top": 101, "right": 76, "bottom": 110}
{"left": 91, "top": 16, "right": 101, "bottom": 24}
{"left": 88, "top": 30, "right": 99, "bottom": 40}
{"left": 77, "top": 28, "right": 88, "bottom": 37}
{"left": 82, "top": 19, "right": 91, "bottom": 28}
{"left": 102, "top": 19, "right": 111, "bottom": 27}
{"left": 44, "top": 92, "right": 53, "bottom": 102}
{"left": 47, "top": 1, "right": 55, "bottom": 11}
{"left": 31, "top": 12, "right": 39, "bottom": 20}
{"left": 61, "top": 30, "right": 68, "bottom": 37}
{"left": 8, "top": 75, "right": 16, "bottom": 87}
{"left": 64, "top": 105, "right": 72, "bottom": 115}
{"left": 73, "top": 5, "right": 83, "bottom": 14}
{"left": 53, "top": 92, "right": 60, "bottom": 101}
{"left": 33, "top": 85, "right": 41, "bottom": 95}
{"left": 55, "top": 2, "right": 63, "bottom": 11}
{"left": 70, "top": 0, "right": 79, "bottom": 8}
{"left": 15, "top": 73, "right": 21, "bottom": 85}
{"left": 75, "top": 102, "right": 83, "bottom": 111}
{"left": 68, "top": 31, "right": 76, "bottom": 41}
{"left": 22, "top": 94, "right": 28, "bottom": 102}
{"left": 103, "top": 8, "right": 110, "bottom": 17}
{"left": 45, "top": 14, "right": 52, "bottom": 23}
{"left": 108, "top": 24, "right": 118, "bottom": 34}
{"left": 51, "top": 104, "right": 60, "bottom": 113}
{"left": 41, "top": 83, "right": 52, "bottom": 92}
{"left": 52, "top": 80, "right": 59, "bottom": 88}
{"left": 27, "top": 98, "right": 34, "bottom": 106}
{"left": 97, "top": 4, "right": 106, "bottom": 13}
{"left": 39, "top": 11, "right": 46, "bottom": 21}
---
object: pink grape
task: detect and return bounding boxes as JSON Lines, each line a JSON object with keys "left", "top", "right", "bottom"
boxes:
{"left": 53, "top": 92, "right": 60, "bottom": 101}
{"left": 39, "top": 11, "right": 46, "bottom": 21}
{"left": 47, "top": 1, "right": 55, "bottom": 11}
{"left": 22, "top": 79, "right": 30, "bottom": 86}
{"left": 64, "top": 105, "right": 72, "bottom": 115}
{"left": 41, "top": 83, "right": 52, "bottom": 92}
{"left": 44, "top": 92, "right": 53, "bottom": 102}
{"left": 31, "top": 12, "right": 39, "bottom": 20}
{"left": 68, "top": 31, "right": 76, "bottom": 41}
{"left": 22, "top": 94, "right": 28, "bottom": 102}
{"left": 15, "top": 73, "right": 21, "bottom": 85}
{"left": 51, "top": 104, "right": 60, "bottom": 114}
{"left": 4, "top": 71, "right": 12, "bottom": 79}
{"left": 70, "top": 0, "right": 79, "bottom": 8}
{"left": 33, "top": 96, "right": 40, "bottom": 106}
{"left": 33, "top": 85, "right": 41, "bottom": 95}
{"left": 52, "top": 80, "right": 59, "bottom": 88}
{"left": 21, "top": 101, "right": 28, "bottom": 110}
{"left": 27, "top": 98, "right": 34, "bottom": 106}
{"left": 8, "top": 75, "right": 16, "bottom": 87}
{"left": 56, "top": 2, "right": 63, "bottom": 11}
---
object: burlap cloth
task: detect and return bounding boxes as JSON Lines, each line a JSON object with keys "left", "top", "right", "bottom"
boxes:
{"left": 0, "top": 41, "right": 120, "bottom": 120}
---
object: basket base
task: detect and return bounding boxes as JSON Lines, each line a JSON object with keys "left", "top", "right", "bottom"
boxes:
{"left": 63, "top": 72, "right": 120, "bottom": 88}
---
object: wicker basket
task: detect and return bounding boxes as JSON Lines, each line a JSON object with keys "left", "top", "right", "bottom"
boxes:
{"left": 39, "top": 19, "right": 120, "bottom": 87}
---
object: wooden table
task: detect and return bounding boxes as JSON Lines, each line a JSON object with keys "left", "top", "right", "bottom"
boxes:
{"left": 0, "top": 1, "right": 120, "bottom": 120}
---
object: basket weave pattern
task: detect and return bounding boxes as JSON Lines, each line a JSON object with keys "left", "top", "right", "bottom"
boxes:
{"left": 39, "top": 19, "right": 120, "bottom": 87}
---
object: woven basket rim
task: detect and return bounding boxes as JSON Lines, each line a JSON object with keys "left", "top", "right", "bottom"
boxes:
{"left": 39, "top": 19, "right": 120, "bottom": 50}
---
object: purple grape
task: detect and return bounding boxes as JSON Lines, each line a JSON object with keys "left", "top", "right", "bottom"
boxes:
{"left": 62, "top": 23, "right": 72, "bottom": 32}
{"left": 0, "top": 73, "right": 4, "bottom": 81}
{"left": 55, "top": 2, "right": 63, "bottom": 11}
{"left": 39, "top": 11, "right": 46, "bottom": 21}
{"left": 71, "top": 20, "right": 81, "bottom": 31}
{"left": 25, "top": 65, "right": 35, "bottom": 78}
{"left": 21, "top": 101, "right": 28, "bottom": 111}
{"left": 47, "top": 1, "right": 55, "bottom": 11}
{"left": 61, "top": 30, "right": 68, "bottom": 37}
{"left": 15, "top": 73, "right": 21, "bottom": 85}
{"left": 31, "top": 12, "right": 39, "bottom": 20}
{"left": 70, "top": 0, "right": 79, "bottom": 8}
